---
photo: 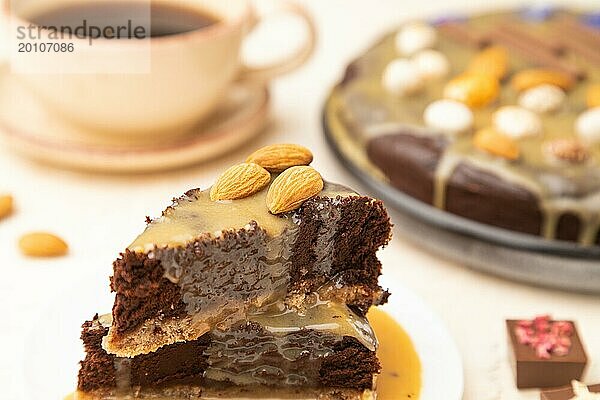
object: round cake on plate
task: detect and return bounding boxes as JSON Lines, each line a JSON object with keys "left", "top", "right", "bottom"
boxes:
{"left": 325, "top": 8, "right": 600, "bottom": 247}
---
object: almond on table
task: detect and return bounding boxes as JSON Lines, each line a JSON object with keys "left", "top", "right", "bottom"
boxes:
{"left": 19, "top": 232, "right": 69, "bottom": 257}
{"left": 0, "top": 194, "right": 13, "bottom": 220}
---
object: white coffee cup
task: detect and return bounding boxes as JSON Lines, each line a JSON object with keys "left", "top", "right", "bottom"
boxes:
{"left": 5, "top": 0, "right": 315, "bottom": 138}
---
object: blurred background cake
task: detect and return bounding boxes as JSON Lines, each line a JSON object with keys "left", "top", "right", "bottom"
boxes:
{"left": 327, "top": 9, "right": 600, "bottom": 246}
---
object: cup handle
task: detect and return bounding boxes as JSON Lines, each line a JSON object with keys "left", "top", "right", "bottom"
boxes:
{"left": 237, "top": 0, "right": 316, "bottom": 83}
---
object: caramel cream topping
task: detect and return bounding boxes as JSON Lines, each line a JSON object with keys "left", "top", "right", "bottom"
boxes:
{"left": 129, "top": 182, "right": 357, "bottom": 252}
{"left": 129, "top": 186, "right": 288, "bottom": 252}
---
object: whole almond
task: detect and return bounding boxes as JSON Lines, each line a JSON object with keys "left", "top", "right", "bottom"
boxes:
{"left": 473, "top": 128, "right": 520, "bottom": 160}
{"left": 0, "top": 194, "right": 13, "bottom": 220}
{"left": 267, "top": 166, "right": 324, "bottom": 214}
{"left": 19, "top": 232, "right": 68, "bottom": 257}
{"left": 467, "top": 46, "right": 508, "bottom": 79}
{"left": 246, "top": 144, "right": 313, "bottom": 173}
{"left": 511, "top": 69, "right": 574, "bottom": 92}
{"left": 210, "top": 163, "right": 270, "bottom": 201}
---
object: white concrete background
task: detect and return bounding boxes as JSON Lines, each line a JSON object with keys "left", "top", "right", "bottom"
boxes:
{"left": 0, "top": 1, "right": 599, "bottom": 399}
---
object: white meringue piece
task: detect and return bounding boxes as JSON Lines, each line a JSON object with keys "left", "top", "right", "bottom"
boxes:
{"left": 423, "top": 99, "right": 474, "bottom": 135}
{"left": 395, "top": 21, "right": 437, "bottom": 56}
{"left": 493, "top": 106, "right": 543, "bottom": 138}
{"left": 518, "top": 84, "right": 565, "bottom": 114}
{"left": 576, "top": 107, "right": 600, "bottom": 145}
{"left": 412, "top": 49, "right": 450, "bottom": 81}
{"left": 382, "top": 58, "right": 425, "bottom": 96}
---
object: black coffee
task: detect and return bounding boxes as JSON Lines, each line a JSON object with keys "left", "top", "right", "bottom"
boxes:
{"left": 26, "top": 1, "right": 220, "bottom": 38}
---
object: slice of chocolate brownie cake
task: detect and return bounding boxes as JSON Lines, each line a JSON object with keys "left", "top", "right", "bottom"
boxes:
{"left": 72, "top": 144, "right": 392, "bottom": 399}
{"left": 104, "top": 145, "right": 392, "bottom": 357}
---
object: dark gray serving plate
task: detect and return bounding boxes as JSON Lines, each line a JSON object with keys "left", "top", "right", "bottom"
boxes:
{"left": 322, "top": 92, "right": 600, "bottom": 294}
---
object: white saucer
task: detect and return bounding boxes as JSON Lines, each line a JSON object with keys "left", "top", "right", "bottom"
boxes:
{"left": 0, "top": 74, "right": 270, "bottom": 173}
{"left": 20, "top": 267, "right": 463, "bottom": 400}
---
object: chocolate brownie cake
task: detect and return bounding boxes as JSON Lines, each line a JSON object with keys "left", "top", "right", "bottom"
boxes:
{"left": 324, "top": 9, "right": 600, "bottom": 246}
{"left": 73, "top": 144, "right": 392, "bottom": 399}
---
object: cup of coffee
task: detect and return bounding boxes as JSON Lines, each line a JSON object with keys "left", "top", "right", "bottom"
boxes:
{"left": 4, "top": 0, "right": 316, "bottom": 137}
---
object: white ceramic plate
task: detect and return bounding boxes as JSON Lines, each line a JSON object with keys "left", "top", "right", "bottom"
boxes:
{"left": 379, "top": 275, "right": 464, "bottom": 400}
{"left": 21, "top": 267, "right": 463, "bottom": 400}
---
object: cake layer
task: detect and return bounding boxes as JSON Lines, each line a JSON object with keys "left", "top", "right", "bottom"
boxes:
{"left": 78, "top": 311, "right": 380, "bottom": 399}
{"left": 106, "top": 182, "right": 392, "bottom": 356}
{"left": 368, "top": 133, "right": 600, "bottom": 245}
